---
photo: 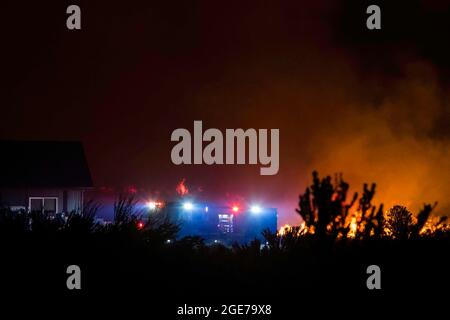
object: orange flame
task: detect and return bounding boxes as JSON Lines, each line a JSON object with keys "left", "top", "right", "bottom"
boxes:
{"left": 176, "top": 178, "right": 189, "bottom": 196}
{"left": 278, "top": 224, "right": 292, "bottom": 236}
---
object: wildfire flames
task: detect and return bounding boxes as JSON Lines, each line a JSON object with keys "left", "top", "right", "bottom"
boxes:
{"left": 348, "top": 216, "right": 358, "bottom": 238}
{"left": 278, "top": 210, "right": 448, "bottom": 239}
{"left": 176, "top": 178, "right": 189, "bottom": 196}
{"left": 278, "top": 224, "right": 292, "bottom": 236}
{"left": 278, "top": 222, "right": 307, "bottom": 236}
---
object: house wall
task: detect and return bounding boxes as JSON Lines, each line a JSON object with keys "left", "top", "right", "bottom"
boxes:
{"left": 67, "top": 190, "right": 83, "bottom": 213}
{"left": 0, "top": 188, "right": 84, "bottom": 213}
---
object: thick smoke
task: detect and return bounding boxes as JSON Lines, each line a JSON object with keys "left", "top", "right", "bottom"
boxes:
{"left": 189, "top": 47, "right": 449, "bottom": 225}
{"left": 180, "top": 1, "right": 450, "bottom": 224}
{"left": 3, "top": 0, "right": 449, "bottom": 225}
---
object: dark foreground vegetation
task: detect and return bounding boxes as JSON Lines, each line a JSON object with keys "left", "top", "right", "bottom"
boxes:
{"left": 1, "top": 172, "right": 449, "bottom": 316}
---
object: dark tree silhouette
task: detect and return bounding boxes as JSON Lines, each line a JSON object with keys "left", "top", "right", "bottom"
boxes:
{"left": 296, "top": 171, "right": 359, "bottom": 240}
{"left": 386, "top": 205, "right": 413, "bottom": 239}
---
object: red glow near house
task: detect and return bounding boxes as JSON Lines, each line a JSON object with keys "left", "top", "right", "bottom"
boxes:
{"left": 176, "top": 178, "right": 189, "bottom": 196}
{"left": 126, "top": 185, "right": 138, "bottom": 194}
{"left": 137, "top": 222, "right": 144, "bottom": 230}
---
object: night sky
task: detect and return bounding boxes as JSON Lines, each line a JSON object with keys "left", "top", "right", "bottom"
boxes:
{"left": 2, "top": 1, "right": 450, "bottom": 224}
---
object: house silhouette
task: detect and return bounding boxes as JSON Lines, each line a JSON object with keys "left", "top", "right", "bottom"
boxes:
{"left": 0, "top": 140, "right": 93, "bottom": 214}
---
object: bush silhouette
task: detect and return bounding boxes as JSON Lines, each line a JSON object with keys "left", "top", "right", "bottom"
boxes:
{"left": 0, "top": 170, "right": 449, "bottom": 302}
{"left": 385, "top": 205, "right": 413, "bottom": 239}
{"left": 293, "top": 171, "right": 446, "bottom": 242}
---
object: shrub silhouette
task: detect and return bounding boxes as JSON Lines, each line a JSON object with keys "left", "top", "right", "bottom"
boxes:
{"left": 64, "top": 200, "right": 101, "bottom": 235}
{"left": 385, "top": 203, "right": 445, "bottom": 239}
{"left": 0, "top": 207, "right": 29, "bottom": 235}
{"left": 293, "top": 171, "right": 446, "bottom": 242}
{"left": 0, "top": 170, "right": 449, "bottom": 302}
{"left": 112, "top": 194, "right": 141, "bottom": 229}
{"left": 295, "top": 171, "right": 386, "bottom": 241}
{"left": 385, "top": 205, "right": 413, "bottom": 239}
{"left": 296, "top": 171, "right": 356, "bottom": 240}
